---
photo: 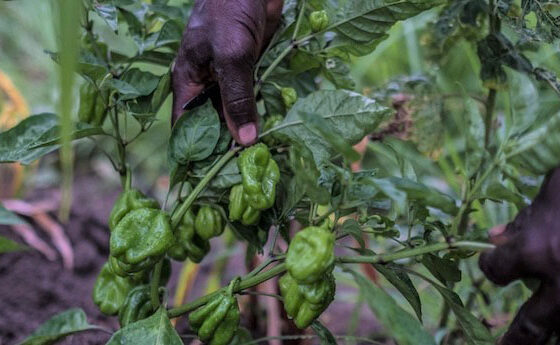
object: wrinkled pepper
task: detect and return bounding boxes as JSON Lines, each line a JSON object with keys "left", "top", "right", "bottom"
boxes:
{"left": 195, "top": 206, "right": 224, "bottom": 240}
{"left": 168, "top": 209, "right": 210, "bottom": 263}
{"left": 286, "top": 226, "right": 335, "bottom": 284}
{"left": 309, "top": 10, "right": 329, "bottom": 32}
{"left": 118, "top": 285, "right": 154, "bottom": 327}
{"left": 189, "top": 286, "right": 240, "bottom": 345}
{"left": 237, "top": 143, "right": 280, "bottom": 210}
{"left": 109, "top": 189, "right": 160, "bottom": 231}
{"left": 279, "top": 271, "right": 335, "bottom": 328}
{"left": 93, "top": 262, "right": 133, "bottom": 315}
{"left": 228, "top": 184, "right": 261, "bottom": 226}
{"left": 110, "top": 208, "right": 174, "bottom": 275}
{"left": 281, "top": 87, "right": 298, "bottom": 109}
{"left": 261, "top": 115, "right": 283, "bottom": 147}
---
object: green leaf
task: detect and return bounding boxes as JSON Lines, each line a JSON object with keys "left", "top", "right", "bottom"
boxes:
{"left": 421, "top": 254, "right": 462, "bottom": 284}
{"left": 464, "top": 94, "right": 485, "bottom": 178}
{"left": 341, "top": 219, "right": 365, "bottom": 248}
{"left": 155, "top": 19, "right": 183, "bottom": 48}
{"left": 108, "top": 68, "right": 160, "bottom": 100}
{"left": 106, "top": 307, "right": 183, "bottom": 345}
{"left": 311, "top": 321, "right": 338, "bottom": 345}
{"left": 0, "top": 204, "right": 28, "bottom": 226}
{"left": 322, "top": 57, "right": 356, "bottom": 90}
{"left": 388, "top": 177, "right": 458, "bottom": 214}
{"left": 422, "top": 278, "right": 494, "bottom": 345}
{"left": 168, "top": 101, "right": 221, "bottom": 165}
{"left": 0, "top": 114, "right": 105, "bottom": 165}
{"left": 326, "top": 0, "right": 444, "bottom": 56}
{"left": 349, "top": 270, "right": 436, "bottom": 345}
{"left": 297, "top": 111, "right": 361, "bottom": 162}
{"left": 94, "top": 3, "right": 119, "bottom": 32}
{"left": 0, "top": 236, "right": 27, "bottom": 254}
{"left": 19, "top": 308, "right": 100, "bottom": 345}
{"left": 375, "top": 264, "right": 423, "bottom": 322}
{"left": 506, "top": 111, "right": 560, "bottom": 175}
{"left": 274, "top": 90, "right": 390, "bottom": 170}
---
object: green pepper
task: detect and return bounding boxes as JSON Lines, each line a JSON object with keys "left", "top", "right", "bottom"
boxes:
{"left": 309, "top": 10, "right": 329, "bottom": 32}
{"left": 237, "top": 144, "right": 280, "bottom": 210}
{"left": 279, "top": 271, "right": 335, "bottom": 329}
{"left": 261, "top": 115, "right": 283, "bottom": 147}
{"left": 281, "top": 87, "right": 298, "bottom": 109}
{"left": 118, "top": 285, "right": 154, "bottom": 327}
{"left": 109, "top": 189, "right": 160, "bottom": 231}
{"left": 286, "top": 226, "right": 335, "bottom": 284}
{"left": 195, "top": 206, "right": 224, "bottom": 240}
{"left": 189, "top": 290, "right": 240, "bottom": 345}
{"left": 168, "top": 209, "right": 211, "bottom": 263}
{"left": 229, "top": 184, "right": 261, "bottom": 225}
{"left": 110, "top": 208, "right": 174, "bottom": 275}
{"left": 78, "top": 83, "right": 109, "bottom": 126}
{"left": 93, "top": 262, "right": 134, "bottom": 315}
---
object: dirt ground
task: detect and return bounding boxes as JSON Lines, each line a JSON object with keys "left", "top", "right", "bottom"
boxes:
{"left": 0, "top": 174, "right": 381, "bottom": 345}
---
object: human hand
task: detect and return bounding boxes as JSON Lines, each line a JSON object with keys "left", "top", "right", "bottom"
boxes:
{"left": 479, "top": 168, "right": 560, "bottom": 345}
{"left": 172, "top": 0, "right": 284, "bottom": 146}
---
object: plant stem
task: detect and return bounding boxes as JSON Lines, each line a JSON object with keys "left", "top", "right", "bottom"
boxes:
{"left": 167, "top": 263, "right": 287, "bottom": 318}
{"left": 484, "top": 89, "right": 497, "bottom": 149}
{"left": 167, "top": 241, "right": 493, "bottom": 318}
{"left": 150, "top": 259, "right": 163, "bottom": 309}
{"left": 337, "top": 241, "right": 494, "bottom": 265}
{"left": 170, "top": 147, "right": 241, "bottom": 228}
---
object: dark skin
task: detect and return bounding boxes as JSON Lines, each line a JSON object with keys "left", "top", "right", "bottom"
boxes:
{"left": 173, "top": 2, "right": 560, "bottom": 343}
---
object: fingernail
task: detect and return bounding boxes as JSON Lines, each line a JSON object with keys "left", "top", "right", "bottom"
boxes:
{"left": 238, "top": 123, "right": 257, "bottom": 146}
{"left": 489, "top": 224, "right": 507, "bottom": 237}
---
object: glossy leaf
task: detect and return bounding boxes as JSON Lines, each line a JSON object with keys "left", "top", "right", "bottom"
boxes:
{"left": 106, "top": 307, "right": 183, "bottom": 345}
{"left": 108, "top": 68, "right": 160, "bottom": 101}
{"left": 19, "top": 308, "right": 100, "bottom": 345}
{"left": 168, "top": 101, "right": 220, "bottom": 167}
{"left": 273, "top": 90, "right": 390, "bottom": 170}
{"left": 350, "top": 270, "right": 436, "bottom": 345}
{"left": 327, "top": 0, "right": 444, "bottom": 56}
{"left": 0, "top": 114, "right": 105, "bottom": 165}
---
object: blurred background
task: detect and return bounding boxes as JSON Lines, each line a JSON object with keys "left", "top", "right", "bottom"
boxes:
{"left": 2, "top": 0, "right": 557, "bottom": 344}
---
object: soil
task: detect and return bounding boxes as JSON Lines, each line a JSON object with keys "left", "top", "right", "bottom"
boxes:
{"left": 0, "top": 174, "right": 382, "bottom": 345}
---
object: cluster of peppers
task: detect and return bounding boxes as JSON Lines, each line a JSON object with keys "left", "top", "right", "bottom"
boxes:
{"left": 188, "top": 281, "right": 241, "bottom": 345}
{"left": 228, "top": 143, "right": 280, "bottom": 225}
{"left": 92, "top": 144, "right": 281, "bottom": 339}
{"left": 280, "top": 225, "right": 336, "bottom": 328}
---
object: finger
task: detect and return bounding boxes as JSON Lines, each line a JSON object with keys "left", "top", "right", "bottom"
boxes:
{"left": 171, "top": 61, "right": 206, "bottom": 124}
{"left": 215, "top": 57, "right": 259, "bottom": 146}
{"left": 479, "top": 231, "right": 527, "bottom": 286}
{"left": 264, "top": 0, "right": 284, "bottom": 43}
{"left": 500, "top": 284, "right": 558, "bottom": 345}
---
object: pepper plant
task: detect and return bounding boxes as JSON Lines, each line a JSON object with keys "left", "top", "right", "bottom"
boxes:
{"left": 2, "top": 0, "right": 560, "bottom": 344}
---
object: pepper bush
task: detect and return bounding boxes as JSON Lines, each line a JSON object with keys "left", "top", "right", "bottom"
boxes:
{"left": 2, "top": 0, "right": 560, "bottom": 344}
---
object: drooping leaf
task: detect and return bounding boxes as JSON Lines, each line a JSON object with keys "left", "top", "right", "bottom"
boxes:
{"left": 422, "top": 254, "right": 462, "bottom": 284}
{"left": 106, "top": 307, "right": 183, "bottom": 345}
{"left": 311, "top": 321, "right": 338, "bottom": 345}
{"left": 0, "top": 236, "right": 27, "bottom": 254}
{"left": 168, "top": 101, "right": 221, "bottom": 165}
{"left": 341, "top": 219, "right": 365, "bottom": 248}
{"left": 421, "top": 277, "right": 495, "bottom": 345}
{"left": 0, "top": 204, "right": 28, "bottom": 226}
{"left": 0, "top": 114, "right": 105, "bottom": 165}
{"left": 19, "top": 308, "right": 100, "bottom": 345}
{"left": 349, "top": 270, "right": 436, "bottom": 345}
{"left": 375, "top": 264, "right": 423, "bottom": 322}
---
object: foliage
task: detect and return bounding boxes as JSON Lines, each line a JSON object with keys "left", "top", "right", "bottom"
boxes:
{"left": 2, "top": 0, "right": 560, "bottom": 344}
